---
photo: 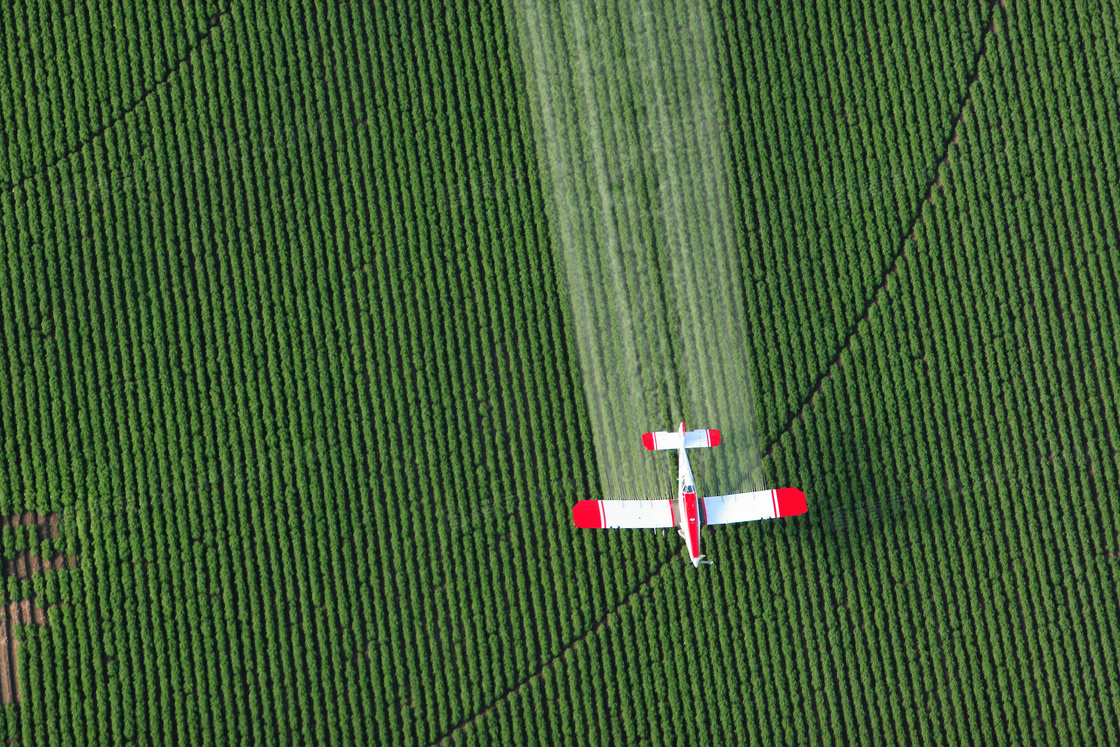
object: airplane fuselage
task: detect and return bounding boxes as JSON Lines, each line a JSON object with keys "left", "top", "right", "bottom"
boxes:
{"left": 676, "top": 423, "right": 704, "bottom": 566}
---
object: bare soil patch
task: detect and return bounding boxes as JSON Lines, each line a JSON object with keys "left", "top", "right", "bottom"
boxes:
{"left": 0, "top": 599, "right": 47, "bottom": 705}
{"left": 4, "top": 552, "right": 78, "bottom": 580}
{"left": 0, "top": 509, "right": 79, "bottom": 706}
{"left": 0, "top": 512, "right": 59, "bottom": 541}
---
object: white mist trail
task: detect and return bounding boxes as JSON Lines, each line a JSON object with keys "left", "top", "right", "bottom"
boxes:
{"left": 508, "top": 0, "right": 764, "bottom": 500}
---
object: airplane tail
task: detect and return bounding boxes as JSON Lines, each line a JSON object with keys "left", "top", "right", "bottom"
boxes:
{"left": 641, "top": 428, "right": 720, "bottom": 451}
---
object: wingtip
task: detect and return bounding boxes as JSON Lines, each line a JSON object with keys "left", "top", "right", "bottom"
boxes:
{"left": 572, "top": 500, "right": 603, "bottom": 528}
{"left": 775, "top": 487, "right": 807, "bottom": 517}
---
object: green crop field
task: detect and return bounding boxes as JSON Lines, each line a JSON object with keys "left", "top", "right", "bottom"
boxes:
{"left": 0, "top": 0, "right": 1117, "bottom": 744}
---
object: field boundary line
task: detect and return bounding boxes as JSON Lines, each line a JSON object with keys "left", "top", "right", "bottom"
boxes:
{"left": 429, "top": 546, "right": 679, "bottom": 746}
{"left": 0, "top": 2, "right": 235, "bottom": 196}
{"left": 761, "top": 0, "right": 1003, "bottom": 459}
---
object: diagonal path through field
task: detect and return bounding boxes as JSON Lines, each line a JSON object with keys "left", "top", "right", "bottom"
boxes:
{"left": 0, "top": 1, "right": 236, "bottom": 196}
{"left": 429, "top": 545, "right": 679, "bottom": 745}
{"left": 430, "top": 1, "right": 1006, "bottom": 742}
{"left": 761, "top": 0, "right": 1003, "bottom": 459}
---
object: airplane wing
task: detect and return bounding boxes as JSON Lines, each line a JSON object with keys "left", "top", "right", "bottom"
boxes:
{"left": 703, "top": 488, "right": 807, "bottom": 525}
{"left": 572, "top": 499, "right": 676, "bottom": 529}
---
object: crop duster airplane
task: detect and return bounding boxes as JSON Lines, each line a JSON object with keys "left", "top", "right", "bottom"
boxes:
{"left": 572, "top": 422, "right": 807, "bottom": 567}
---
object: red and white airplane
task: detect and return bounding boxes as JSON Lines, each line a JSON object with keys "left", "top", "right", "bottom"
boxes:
{"left": 572, "top": 422, "right": 806, "bottom": 567}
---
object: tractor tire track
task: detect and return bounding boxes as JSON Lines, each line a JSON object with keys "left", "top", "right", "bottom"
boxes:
{"left": 0, "top": 2, "right": 235, "bottom": 196}
{"left": 429, "top": 545, "right": 679, "bottom": 746}
{"left": 761, "top": 0, "right": 1003, "bottom": 459}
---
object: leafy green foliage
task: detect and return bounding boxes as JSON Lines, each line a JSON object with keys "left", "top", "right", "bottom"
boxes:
{"left": 0, "top": 0, "right": 1117, "bottom": 744}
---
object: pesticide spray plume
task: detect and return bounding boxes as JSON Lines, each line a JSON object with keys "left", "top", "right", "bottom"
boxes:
{"left": 509, "top": 0, "right": 763, "bottom": 501}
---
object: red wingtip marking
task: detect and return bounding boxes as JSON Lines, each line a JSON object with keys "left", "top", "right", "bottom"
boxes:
{"left": 641, "top": 432, "right": 655, "bottom": 450}
{"left": 709, "top": 429, "right": 721, "bottom": 447}
{"left": 572, "top": 500, "right": 604, "bottom": 528}
{"left": 775, "top": 488, "right": 807, "bottom": 517}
